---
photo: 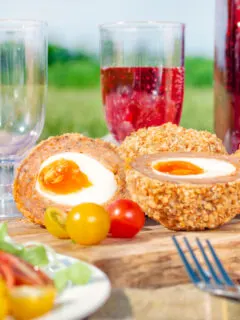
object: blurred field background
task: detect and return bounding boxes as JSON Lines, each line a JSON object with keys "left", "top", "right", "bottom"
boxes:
{"left": 1, "top": 0, "right": 215, "bottom": 140}
{"left": 41, "top": 45, "right": 213, "bottom": 140}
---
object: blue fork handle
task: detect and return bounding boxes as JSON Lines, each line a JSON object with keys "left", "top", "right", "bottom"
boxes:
{"left": 206, "top": 240, "right": 235, "bottom": 287}
{"left": 183, "top": 237, "right": 210, "bottom": 284}
{"left": 172, "top": 236, "right": 200, "bottom": 284}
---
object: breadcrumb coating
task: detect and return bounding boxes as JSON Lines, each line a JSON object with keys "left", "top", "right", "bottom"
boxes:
{"left": 233, "top": 149, "right": 240, "bottom": 157}
{"left": 118, "top": 123, "right": 227, "bottom": 161}
{"left": 14, "top": 133, "right": 127, "bottom": 226}
{"left": 126, "top": 152, "right": 240, "bottom": 231}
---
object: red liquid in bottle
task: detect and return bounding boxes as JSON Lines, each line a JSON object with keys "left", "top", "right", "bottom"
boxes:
{"left": 215, "top": 0, "right": 240, "bottom": 153}
{"left": 101, "top": 67, "right": 184, "bottom": 142}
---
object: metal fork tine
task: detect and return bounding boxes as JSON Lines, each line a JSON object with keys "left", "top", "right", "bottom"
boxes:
{"left": 183, "top": 237, "right": 210, "bottom": 284}
{"left": 172, "top": 236, "right": 200, "bottom": 284}
{"left": 206, "top": 240, "right": 235, "bottom": 287}
{"left": 196, "top": 238, "right": 222, "bottom": 286}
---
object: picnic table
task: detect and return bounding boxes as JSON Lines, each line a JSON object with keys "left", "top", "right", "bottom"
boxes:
{"left": 7, "top": 217, "right": 240, "bottom": 319}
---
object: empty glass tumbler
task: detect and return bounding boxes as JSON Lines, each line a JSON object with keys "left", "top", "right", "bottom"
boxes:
{"left": 0, "top": 20, "right": 47, "bottom": 218}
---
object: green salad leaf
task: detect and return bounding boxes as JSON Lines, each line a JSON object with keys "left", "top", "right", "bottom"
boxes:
{"left": 54, "top": 269, "right": 68, "bottom": 292}
{"left": 54, "top": 262, "right": 92, "bottom": 291}
{"left": 21, "top": 245, "right": 49, "bottom": 266}
{"left": 0, "top": 222, "right": 92, "bottom": 292}
{"left": 0, "top": 222, "right": 49, "bottom": 266}
{"left": 0, "top": 222, "right": 8, "bottom": 241}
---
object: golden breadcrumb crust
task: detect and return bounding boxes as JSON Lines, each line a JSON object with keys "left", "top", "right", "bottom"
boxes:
{"left": 118, "top": 123, "right": 227, "bottom": 161}
{"left": 233, "top": 149, "right": 240, "bottom": 157}
{"left": 126, "top": 152, "right": 240, "bottom": 231}
{"left": 14, "top": 133, "right": 128, "bottom": 226}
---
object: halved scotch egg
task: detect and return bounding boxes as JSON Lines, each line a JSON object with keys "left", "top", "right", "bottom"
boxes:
{"left": 126, "top": 152, "right": 240, "bottom": 231}
{"left": 13, "top": 134, "right": 127, "bottom": 226}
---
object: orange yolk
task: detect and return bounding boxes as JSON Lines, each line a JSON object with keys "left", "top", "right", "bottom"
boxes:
{"left": 38, "top": 159, "right": 92, "bottom": 194}
{"left": 153, "top": 160, "right": 204, "bottom": 176}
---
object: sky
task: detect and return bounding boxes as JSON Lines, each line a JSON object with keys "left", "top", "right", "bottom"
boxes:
{"left": 0, "top": 0, "right": 215, "bottom": 57}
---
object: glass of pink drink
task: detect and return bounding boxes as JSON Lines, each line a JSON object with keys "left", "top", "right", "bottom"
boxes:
{"left": 100, "top": 21, "right": 185, "bottom": 142}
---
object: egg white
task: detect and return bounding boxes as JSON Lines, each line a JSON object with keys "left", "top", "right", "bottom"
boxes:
{"left": 36, "top": 152, "right": 117, "bottom": 206}
{"left": 151, "top": 157, "right": 236, "bottom": 179}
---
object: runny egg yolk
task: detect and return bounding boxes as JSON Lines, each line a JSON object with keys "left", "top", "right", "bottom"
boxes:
{"left": 38, "top": 158, "right": 92, "bottom": 194}
{"left": 153, "top": 160, "right": 204, "bottom": 176}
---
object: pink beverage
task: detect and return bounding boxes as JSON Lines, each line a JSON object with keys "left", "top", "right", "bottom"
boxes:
{"left": 215, "top": 0, "right": 240, "bottom": 153}
{"left": 101, "top": 66, "right": 184, "bottom": 142}
{"left": 99, "top": 22, "right": 185, "bottom": 142}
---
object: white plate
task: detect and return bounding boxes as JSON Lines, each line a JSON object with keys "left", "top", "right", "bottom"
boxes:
{"left": 38, "top": 254, "right": 111, "bottom": 320}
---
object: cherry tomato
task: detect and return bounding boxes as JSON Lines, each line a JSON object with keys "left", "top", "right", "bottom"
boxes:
{"left": 107, "top": 199, "right": 145, "bottom": 238}
{"left": 66, "top": 203, "right": 110, "bottom": 245}
{"left": 44, "top": 207, "right": 69, "bottom": 239}
{"left": 9, "top": 285, "right": 56, "bottom": 320}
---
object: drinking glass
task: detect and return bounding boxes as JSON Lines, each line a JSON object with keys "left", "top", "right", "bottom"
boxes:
{"left": 100, "top": 21, "right": 185, "bottom": 143}
{"left": 0, "top": 20, "right": 47, "bottom": 218}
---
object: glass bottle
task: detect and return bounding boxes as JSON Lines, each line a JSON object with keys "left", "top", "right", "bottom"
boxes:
{"left": 215, "top": 0, "right": 240, "bottom": 153}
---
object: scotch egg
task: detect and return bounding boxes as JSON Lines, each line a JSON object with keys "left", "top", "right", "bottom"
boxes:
{"left": 233, "top": 149, "right": 240, "bottom": 157}
{"left": 126, "top": 152, "right": 240, "bottom": 231}
{"left": 118, "top": 123, "right": 227, "bottom": 161}
{"left": 13, "top": 134, "right": 127, "bottom": 226}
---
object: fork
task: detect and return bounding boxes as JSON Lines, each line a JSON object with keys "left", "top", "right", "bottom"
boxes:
{"left": 172, "top": 236, "right": 240, "bottom": 300}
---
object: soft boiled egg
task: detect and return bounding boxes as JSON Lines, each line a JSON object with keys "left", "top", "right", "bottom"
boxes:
{"left": 151, "top": 157, "right": 236, "bottom": 179}
{"left": 13, "top": 133, "right": 127, "bottom": 226}
{"left": 126, "top": 152, "right": 240, "bottom": 231}
{"left": 36, "top": 152, "right": 117, "bottom": 206}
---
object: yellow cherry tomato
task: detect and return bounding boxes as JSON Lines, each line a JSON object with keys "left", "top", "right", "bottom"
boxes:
{"left": 66, "top": 203, "right": 110, "bottom": 245}
{"left": 9, "top": 285, "right": 56, "bottom": 320}
{"left": 44, "top": 207, "right": 69, "bottom": 239}
{"left": 0, "top": 278, "right": 8, "bottom": 320}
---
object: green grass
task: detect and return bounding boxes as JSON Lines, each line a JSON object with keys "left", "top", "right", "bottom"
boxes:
{"left": 185, "top": 57, "right": 213, "bottom": 87}
{"left": 181, "top": 87, "right": 213, "bottom": 132}
{"left": 41, "top": 88, "right": 107, "bottom": 140}
{"left": 48, "top": 61, "right": 99, "bottom": 88}
{"left": 41, "top": 86, "right": 213, "bottom": 140}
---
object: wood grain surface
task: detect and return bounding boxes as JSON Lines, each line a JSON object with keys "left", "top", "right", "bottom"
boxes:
{"left": 4, "top": 218, "right": 240, "bottom": 289}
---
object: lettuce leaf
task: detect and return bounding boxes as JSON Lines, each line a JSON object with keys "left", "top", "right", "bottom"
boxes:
{"left": 21, "top": 245, "right": 49, "bottom": 266}
{"left": 0, "top": 223, "right": 8, "bottom": 241}
{"left": 0, "top": 222, "right": 49, "bottom": 266}
{"left": 0, "top": 222, "right": 92, "bottom": 291}
{"left": 54, "top": 262, "right": 92, "bottom": 291}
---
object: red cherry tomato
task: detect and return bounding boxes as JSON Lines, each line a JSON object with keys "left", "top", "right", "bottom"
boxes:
{"left": 107, "top": 199, "right": 145, "bottom": 238}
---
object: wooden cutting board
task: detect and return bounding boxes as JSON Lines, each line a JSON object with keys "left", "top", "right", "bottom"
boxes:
{"left": 4, "top": 218, "right": 240, "bottom": 289}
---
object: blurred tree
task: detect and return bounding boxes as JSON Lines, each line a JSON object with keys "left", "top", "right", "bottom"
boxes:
{"left": 47, "top": 44, "right": 213, "bottom": 88}
{"left": 48, "top": 44, "right": 97, "bottom": 65}
{"left": 48, "top": 44, "right": 71, "bottom": 65}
